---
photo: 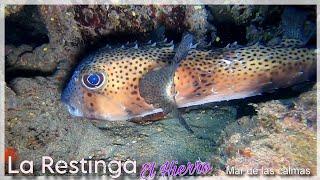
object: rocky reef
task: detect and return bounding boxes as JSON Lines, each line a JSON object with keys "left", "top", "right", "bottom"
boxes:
{"left": 213, "top": 84, "right": 317, "bottom": 175}
{"left": 4, "top": 5, "right": 317, "bottom": 176}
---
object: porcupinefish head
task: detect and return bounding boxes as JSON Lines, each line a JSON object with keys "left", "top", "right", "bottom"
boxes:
{"left": 61, "top": 46, "right": 165, "bottom": 121}
{"left": 61, "top": 54, "right": 114, "bottom": 120}
{"left": 61, "top": 33, "right": 194, "bottom": 123}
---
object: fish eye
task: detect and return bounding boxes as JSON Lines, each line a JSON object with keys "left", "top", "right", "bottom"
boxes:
{"left": 82, "top": 72, "right": 105, "bottom": 90}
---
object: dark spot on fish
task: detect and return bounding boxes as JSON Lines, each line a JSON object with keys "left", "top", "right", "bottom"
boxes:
{"left": 131, "top": 91, "right": 138, "bottom": 95}
{"left": 201, "top": 79, "right": 207, "bottom": 83}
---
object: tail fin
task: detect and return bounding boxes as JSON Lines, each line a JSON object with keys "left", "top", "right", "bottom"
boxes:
{"left": 280, "top": 7, "right": 315, "bottom": 47}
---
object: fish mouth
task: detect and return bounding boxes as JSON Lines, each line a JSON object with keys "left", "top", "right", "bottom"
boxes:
{"left": 65, "top": 104, "right": 83, "bottom": 117}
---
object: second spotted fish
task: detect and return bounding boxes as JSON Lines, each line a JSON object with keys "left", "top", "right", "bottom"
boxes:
{"left": 62, "top": 8, "right": 316, "bottom": 126}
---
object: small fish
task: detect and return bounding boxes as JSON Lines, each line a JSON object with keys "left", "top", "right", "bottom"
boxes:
{"left": 62, "top": 7, "right": 316, "bottom": 124}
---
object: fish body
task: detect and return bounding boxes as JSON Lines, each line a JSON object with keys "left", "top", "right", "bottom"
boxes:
{"left": 61, "top": 43, "right": 316, "bottom": 121}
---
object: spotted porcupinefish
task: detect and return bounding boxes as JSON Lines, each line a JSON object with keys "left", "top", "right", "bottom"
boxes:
{"left": 61, "top": 7, "right": 316, "bottom": 129}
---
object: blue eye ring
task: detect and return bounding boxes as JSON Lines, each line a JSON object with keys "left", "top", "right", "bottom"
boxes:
{"left": 82, "top": 72, "right": 105, "bottom": 90}
{"left": 87, "top": 74, "right": 100, "bottom": 86}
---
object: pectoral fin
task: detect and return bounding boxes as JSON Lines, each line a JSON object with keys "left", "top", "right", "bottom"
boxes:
{"left": 139, "top": 33, "right": 195, "bottom": 133}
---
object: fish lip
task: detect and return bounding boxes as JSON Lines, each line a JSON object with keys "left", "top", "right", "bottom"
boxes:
{"left": 65, "top": 104, "right": 83, "bottom": 117}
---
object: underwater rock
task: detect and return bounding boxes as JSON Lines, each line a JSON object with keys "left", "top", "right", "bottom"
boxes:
{"left": 5, "top": 5, "right": 24, "bottom": 16}
{"left": 289, "top": 85, "right": 317, "bottom": 130}
{"left": 72, "top": 5, "right": 211, "bottom": 43}
{"left": 245, "top": 24, "right": 263, "bottom": 45}
{"left": 215, "top": 84, "right": 317, "bottom": 175}
{"left": 5, "top": 85, "right": 17, "bottom": 110}
{"left": 39, "top": 5, "right": 84, "bottom": 49}
{"left": 5, "top": 44, "right": 33, "bottom": 68}
{"left": 207, "top": 5, "right": 283, "bottom": 46}
{"left": 208, "top": 5, "right": 315, "bottom": 46}
{"left": 184, "top": 5, "right": 213, "bottom": 47}
{"left": 245, "top": 25, "right": 281, "bottom": 45}
{"left": 5, "top": 5, "right": 83, "bottom": 80}
{"left": 5, "top": 43, "right": 61, "bottom": 74}
{"left": 73, "top": 5, "right": 157, "bottom": 39}
{"left": 208, "top": 5, "right": 282, "bottom": 25}
{"left": 5, "top": 6, "right": 48, "bottom": 46}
